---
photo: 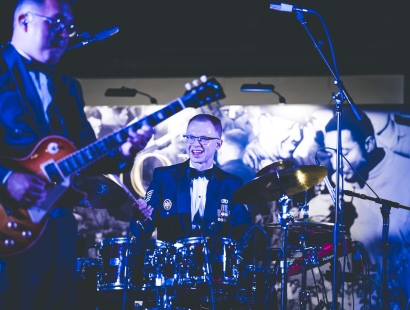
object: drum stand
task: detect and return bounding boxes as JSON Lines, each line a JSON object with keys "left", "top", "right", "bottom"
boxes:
{"left": 297, "top": 233, "right": 322, "bottom": 310}
{"left": 277, "top": 193, "right": 294, "bottom": 310}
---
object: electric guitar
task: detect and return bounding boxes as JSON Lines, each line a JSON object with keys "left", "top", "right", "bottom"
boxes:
{"left": 0, "top": 76, "right": 225, "bottom": 257}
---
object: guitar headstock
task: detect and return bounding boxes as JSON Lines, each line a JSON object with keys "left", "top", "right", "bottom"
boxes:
{"left": 182, "top": 75, "right": 226, "bottom": 109}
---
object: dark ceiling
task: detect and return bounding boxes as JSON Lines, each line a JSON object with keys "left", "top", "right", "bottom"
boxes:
{"left": 2, "top": 0, "right": 410, "bottom": 78}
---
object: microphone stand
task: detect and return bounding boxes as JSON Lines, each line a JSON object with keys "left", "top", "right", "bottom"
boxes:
{"left": 292, "top": 10, "right": 363, "bottom": 310}
{"left": 344, "top": 190, "right": 410, "bottom": 309}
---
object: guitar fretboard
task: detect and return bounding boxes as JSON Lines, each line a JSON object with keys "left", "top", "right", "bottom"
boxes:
{"left": 57, "top": 98, "right": 186, "bottom": 177}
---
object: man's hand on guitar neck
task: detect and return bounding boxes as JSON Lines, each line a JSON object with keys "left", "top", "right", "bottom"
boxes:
{"left": 120, "top": 125, "right": 154, "bottom": 157}
{"left": 5, "top": 172, "right": 47, "bottom": 207}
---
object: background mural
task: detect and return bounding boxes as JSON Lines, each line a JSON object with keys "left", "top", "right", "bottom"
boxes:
{"left": 76, "top": 103, "right": 410, "bottom": 309}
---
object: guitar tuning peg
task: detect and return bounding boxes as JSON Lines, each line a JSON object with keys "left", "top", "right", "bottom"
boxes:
{"left": 200, "top": 75, "right": 207, "bottom": 83}
{"left": 185, "top": 83, "right": 192, "bottom": 91}
{"left": 192, "top": 79, "right": 200, "bottom": 87}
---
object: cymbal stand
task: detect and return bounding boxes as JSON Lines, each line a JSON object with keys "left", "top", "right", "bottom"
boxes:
{"left": 293, "top": 10, "right": 362, "bottom": 310}
{"left": 278, "top": 194, "right": 294, "bottom": 310}
{"left": 297, "top": 233, "right": 322, "bottom": 310}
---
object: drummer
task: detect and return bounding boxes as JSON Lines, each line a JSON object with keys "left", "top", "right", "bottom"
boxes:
{"left": 131, "top": 114, "right": 278, "bottom": 309}
{"left": 131, "top": 113, "right": 251, "bottom": 244}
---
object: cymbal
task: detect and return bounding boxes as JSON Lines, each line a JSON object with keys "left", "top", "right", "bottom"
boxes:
{"left": 255, "top": 160, "right": 294, "bottom": 177}
{"left": 265, "top": 221, "right": 337, "bottom": 234}
{"left": 73, "top": 174, "right": 129, "bottom": 209}
{"left": 232, "top": 165, "right": 328, "bottom": 204}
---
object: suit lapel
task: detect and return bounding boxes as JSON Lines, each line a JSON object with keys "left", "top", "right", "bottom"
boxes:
{"left": 3, "top": 45, "right": 48, "bottom": 136}
{"left": 176, "top": 161, "right": 192, "bottom": 237}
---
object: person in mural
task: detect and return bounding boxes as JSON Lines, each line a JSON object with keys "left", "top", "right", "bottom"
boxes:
{"left": 85, "top": 106, "right": 103, "bottom": 138}
{"left": 216, "top": 128, "right": 257, "bottom": 184}
{"left": 98, "top": 106, "right": 130, "bottom": 137}
{"left": 315, "top": 108, "right": 410, "bottom": 308}
{"left": 0, "top": 0, "right": 153, "bottom": 308}
{"left": 243, "top": 112, "right": 303, "bottom": 171}
{"left": 368, "top": 111, "right": 410, "bottom": 158}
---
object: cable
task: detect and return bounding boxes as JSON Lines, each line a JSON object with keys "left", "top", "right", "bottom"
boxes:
{"left": 318, "top": 268, "right": 330, "bottom": 306}
{"left": 310, "top": 268, "right": 321, "bottom": 306}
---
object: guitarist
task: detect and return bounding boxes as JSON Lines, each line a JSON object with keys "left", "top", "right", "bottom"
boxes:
{"left": 0, "top": 0, "right": 153, "bottom": 309}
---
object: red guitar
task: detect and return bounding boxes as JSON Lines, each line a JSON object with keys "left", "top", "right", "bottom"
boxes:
{"left": 0, "top": 76, "right": 225, "bottom": 257}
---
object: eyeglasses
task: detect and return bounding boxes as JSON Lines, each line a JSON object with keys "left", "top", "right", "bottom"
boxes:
{"left": 26, "top": 11, "right": 77, "bottom": 38}
{"left": 183, "top": 135, "right": 220, "bottom": 145}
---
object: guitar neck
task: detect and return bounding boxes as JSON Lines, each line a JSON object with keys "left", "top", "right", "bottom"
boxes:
{"left": 57, "top": 98, "right": 187, "bottom": 177}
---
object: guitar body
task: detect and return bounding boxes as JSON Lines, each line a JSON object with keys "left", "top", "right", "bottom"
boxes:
{"left": 0, "top": 136, "right": 86, "bottom": 257}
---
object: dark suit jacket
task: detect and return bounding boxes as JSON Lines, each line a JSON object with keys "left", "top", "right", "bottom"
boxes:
{"left": 0, "top": 44, "right": 133, "bottom": 195}
{"left": 131, "top": 160, "right": 251, "bottom": 243}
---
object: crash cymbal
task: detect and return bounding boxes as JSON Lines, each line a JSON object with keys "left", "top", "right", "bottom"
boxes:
{"left": 256, "top": 160, "right": 294, "bottom": 177}
{"left": 232, "top": 165, "right": 327, "bottom": 204}
{"left": 73, "top": 174, "right": 129, "bottom": 209}
{"left": 265, "top": 221, "right": 337, "bottom": 234}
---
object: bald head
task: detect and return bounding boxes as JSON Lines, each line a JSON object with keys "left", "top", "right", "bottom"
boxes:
{"left": 12, "top": 0, "right": 74, "bottom": 64}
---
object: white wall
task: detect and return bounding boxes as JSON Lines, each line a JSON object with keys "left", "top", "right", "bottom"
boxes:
{"left": 79, "top": 75, "right": 404, "bottom": 107}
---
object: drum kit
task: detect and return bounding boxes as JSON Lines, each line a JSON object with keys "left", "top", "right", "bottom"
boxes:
{"left": 73, "top": 162, "right": 362, "bottom": 310}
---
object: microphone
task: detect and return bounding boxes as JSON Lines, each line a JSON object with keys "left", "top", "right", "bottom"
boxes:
{"left": 68, "top": 26, "right": 119, "bottom": 50}
{"left": 269, "top": 2, "right": 315, "bottom": 14}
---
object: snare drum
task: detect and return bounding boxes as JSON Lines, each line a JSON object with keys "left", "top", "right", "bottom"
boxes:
{"left": 175, "top": 237, "right": 238, "bottom": 286}
{"left": 97, "top": 237, "right": 141, "bottom": 291}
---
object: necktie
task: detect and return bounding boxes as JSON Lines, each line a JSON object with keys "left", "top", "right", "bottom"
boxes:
{"left": 188, "top": 167, "right": 215, "bottom": 180}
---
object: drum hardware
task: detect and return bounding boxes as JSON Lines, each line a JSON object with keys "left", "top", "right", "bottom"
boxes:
{"left": 298, "top": 233, "right": 321, "bottom": 310}
{"left": 233, "top": 164, "right": 327, "bottom": 310}
{"left": 277, "top": 193, "right": 293, "bottom": 310}
{"left": 343, "top": 189, "right": 410, "bottom": 308}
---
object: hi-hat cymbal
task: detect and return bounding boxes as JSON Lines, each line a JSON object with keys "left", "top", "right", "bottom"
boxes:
{"left": 232, "top": 165, "right": 328, "bottom": 204}
{"left": 256, "top": 160, "right": 294, "bottom": 178}
{"left": 73, "top": 174, "right": 129, "bottom": 209}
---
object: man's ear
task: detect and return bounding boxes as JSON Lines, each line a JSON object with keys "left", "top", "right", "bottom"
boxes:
{"left": 364, "top": 136, "right": 376, "bottom": 153}
{"left": 18, "top": 13, "right": 32, "bottom": 28}
{"left": 216, "top": 139, "right": 223, "bottom": 149}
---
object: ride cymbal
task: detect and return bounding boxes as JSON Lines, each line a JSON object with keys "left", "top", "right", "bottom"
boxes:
{"left": 232, "top": 165, "right": 328, "bottom": 204}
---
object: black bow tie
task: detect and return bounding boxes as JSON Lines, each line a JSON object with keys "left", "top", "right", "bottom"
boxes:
{"left": 25, "top": 59, "right": 54, "bottom": 76}
{"left": 188, "top": 167, "right": 215, "bottom": 180}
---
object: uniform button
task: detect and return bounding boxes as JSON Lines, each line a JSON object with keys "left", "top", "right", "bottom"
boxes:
{"left": 14, "top": 128, "right": 22, "bottom": 134}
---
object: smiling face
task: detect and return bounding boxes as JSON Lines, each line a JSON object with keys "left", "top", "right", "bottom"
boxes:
{"left": 13, "top": 0, "right": 73, "bottom": 64}
{"left": 185, "top": 120, "right": 222, "bottom": 170}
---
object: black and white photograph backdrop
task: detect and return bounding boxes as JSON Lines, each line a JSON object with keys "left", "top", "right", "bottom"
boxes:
{"left": 77, "top": 103, "right": 410, "bottom": 309}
